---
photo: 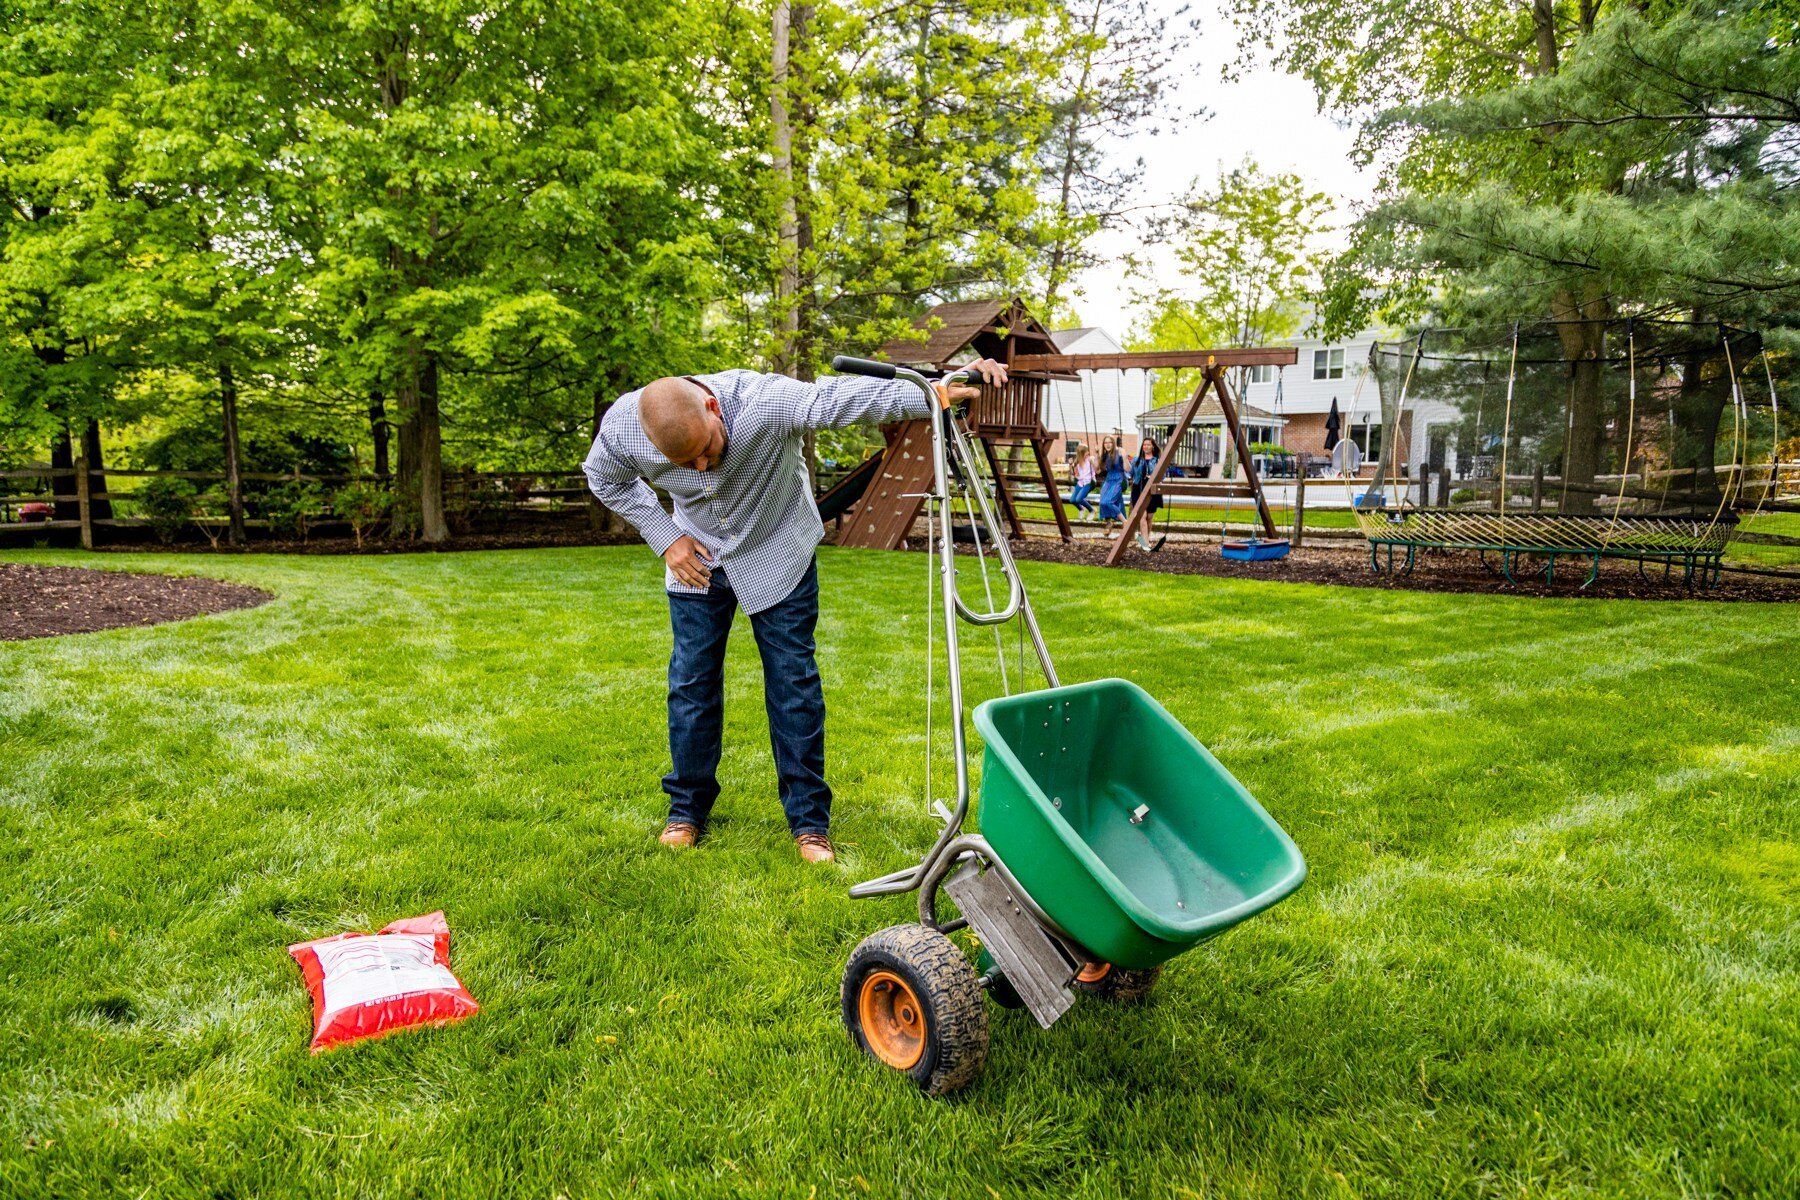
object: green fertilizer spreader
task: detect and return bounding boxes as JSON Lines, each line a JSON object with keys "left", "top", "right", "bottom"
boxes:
{"left": 830, "top": 355, "right": 1307, "bottom": 1095}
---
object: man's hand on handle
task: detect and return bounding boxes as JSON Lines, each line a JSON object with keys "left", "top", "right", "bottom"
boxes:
{"left": 940, "top": 358, "right": 1008, "bottom": 407}
{"left": 665, "top": 534, "right": 714, "bottom": 589}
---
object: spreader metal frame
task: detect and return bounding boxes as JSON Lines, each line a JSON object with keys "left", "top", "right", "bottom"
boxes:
{"left": 830, "top": 356, "right": 1084, "bottom": 1026}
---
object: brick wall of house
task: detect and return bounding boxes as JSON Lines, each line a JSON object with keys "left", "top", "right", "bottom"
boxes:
{"left": 1282, "top": 412, "right": 1331, "bottom": 458}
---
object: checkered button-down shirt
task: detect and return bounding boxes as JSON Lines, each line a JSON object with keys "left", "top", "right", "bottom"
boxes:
{"left": 582, "top": 369, "right": 934, "bottom": 615}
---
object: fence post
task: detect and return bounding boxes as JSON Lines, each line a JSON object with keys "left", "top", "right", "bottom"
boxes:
{"left": 1292, "top": 468, "right": 1306, "bottom": 549}
{"left": 74, "top": 454, "right": 93, "bottom": 550}
{"left": 1532, "top": 463, "right": 1544, "bottom": 512}
{"left": 1416, "top": 462, "right": 1428, "bottom": 508}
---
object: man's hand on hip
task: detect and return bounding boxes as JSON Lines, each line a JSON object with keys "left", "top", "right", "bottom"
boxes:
{"left": 665, "top": 534, "right": 715, "bottom": 588}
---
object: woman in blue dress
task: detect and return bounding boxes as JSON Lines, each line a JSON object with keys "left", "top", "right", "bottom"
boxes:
{"left": 1096, "top": 435, "right": 1127, "bottom": 532}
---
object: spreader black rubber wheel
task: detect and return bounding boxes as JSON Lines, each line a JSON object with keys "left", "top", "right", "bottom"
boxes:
{"left": 975, "top": 947, "right": 1026, "bottom": 1010}
{"left": 842, "top": 925, "right": 989, "bottom": 1095}
{"left": 1071, "top": 960, "right": 1162, "bottom": 1004}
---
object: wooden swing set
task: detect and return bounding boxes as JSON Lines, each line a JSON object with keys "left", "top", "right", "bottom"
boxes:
{"left": 1009, "top": 348, "right": 1299, "bottom": 565}
{"left": 838, "top": 297, "right": 1298, "bottom": 566}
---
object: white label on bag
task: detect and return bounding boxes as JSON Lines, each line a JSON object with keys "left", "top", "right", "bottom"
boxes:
{"left": 313, "top": 933, "right": 462, "bottom": 1018}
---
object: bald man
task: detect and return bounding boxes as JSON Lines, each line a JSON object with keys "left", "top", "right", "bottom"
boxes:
{"left": 583, "top": 361, "right": 1006, "bottom": 862}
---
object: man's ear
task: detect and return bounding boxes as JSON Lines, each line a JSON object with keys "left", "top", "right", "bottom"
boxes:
{"left": 705, "top": 395, "right": 723, "bottom": 419}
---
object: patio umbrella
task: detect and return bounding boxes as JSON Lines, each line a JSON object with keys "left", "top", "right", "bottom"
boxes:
{"left": 1322, "top": 398, "right": 1341, "bottom": 451}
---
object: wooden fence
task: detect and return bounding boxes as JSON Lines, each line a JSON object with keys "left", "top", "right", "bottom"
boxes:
{"left": 0, "top": 462, "right": 600, "bottom": 548}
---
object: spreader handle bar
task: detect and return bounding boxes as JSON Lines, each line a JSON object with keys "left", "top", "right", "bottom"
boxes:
{"left": 829, "top": 355, "right": 898, "bottom": 380}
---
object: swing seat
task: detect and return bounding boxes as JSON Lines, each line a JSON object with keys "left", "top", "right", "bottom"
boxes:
{"left": 973, "top": 679, "right": 1306, "bottom": 970}
{"left": 1221, "top": 538, "right": 1291, "bottom": 562}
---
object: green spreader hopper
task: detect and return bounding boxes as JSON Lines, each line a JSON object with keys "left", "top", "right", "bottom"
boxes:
{"left": 976, "top": 679, "right": 1306, "bottom": 972}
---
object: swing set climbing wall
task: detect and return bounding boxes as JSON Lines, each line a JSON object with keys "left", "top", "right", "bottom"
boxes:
{"left": 839, "top": 298, "right": 1075, "bottom": 550}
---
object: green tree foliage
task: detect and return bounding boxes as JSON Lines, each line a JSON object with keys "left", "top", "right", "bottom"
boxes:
{"left": 1233, "top": 0, "right": 1799, "bottom": 505}
{"left": 1127, "top": 161, "right": 1330, "bottom": 405}
{"left": 749, "top": 0, "right": 1076, "bottom": 378}
{"left": 1033, "top": 0, "right": 1193, "bottom": 323}
{"left": 1, "top": 0, "right": 1158, "bottom": 532}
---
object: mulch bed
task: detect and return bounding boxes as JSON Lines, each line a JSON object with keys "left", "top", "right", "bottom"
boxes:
{"left": 101, "top": 530, "right": 642, "bottom": 555}
{"left": 985, "top": 534, "right": 1800, "bottom": 602}
{"left": 0, "top": 563, "right": 272, "bottom": 641}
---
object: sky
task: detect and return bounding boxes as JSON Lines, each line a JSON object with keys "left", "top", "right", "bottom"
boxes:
{"left": 1066, "top": 0, "right": 1376, "bottom": 338}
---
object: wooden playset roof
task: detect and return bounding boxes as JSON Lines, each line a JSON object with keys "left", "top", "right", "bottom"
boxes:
{"left": 876, "top": 297, "right": 1060, "bottom": 368}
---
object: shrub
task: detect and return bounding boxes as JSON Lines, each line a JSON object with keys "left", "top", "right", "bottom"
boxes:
{"left": 136, "top": 478, "right": 196, "bottom": 544}
{"left": 261, "top": 480, "right": 325, "bottom": 541}
{"left": 1450, "top": 487, "right": 1476, "bottom": 505}
{"left": 332, "top": 481, "right": 393, "bottom": 548}
{"left": 190, "top": 488, "right": 233, "bottom": 549}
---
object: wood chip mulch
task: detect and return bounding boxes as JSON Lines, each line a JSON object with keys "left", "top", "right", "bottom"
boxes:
{"left": 950, "top": 535, "right": 1800, "bottom": 603}
{"left": 0, "top": 563, "right": 272, "bottom": 641}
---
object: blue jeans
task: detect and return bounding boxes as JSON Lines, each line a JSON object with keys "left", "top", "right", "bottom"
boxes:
{"left": 1070, "top": 482, "right": 1095, "bottom": 513}
{"left": 663, "top": 559, "right": 830, "bottom": 836}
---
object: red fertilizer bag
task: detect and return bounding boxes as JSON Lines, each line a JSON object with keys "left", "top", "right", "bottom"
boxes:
{"left": 288, "top": 911, "right": 478, "bottom": 1053}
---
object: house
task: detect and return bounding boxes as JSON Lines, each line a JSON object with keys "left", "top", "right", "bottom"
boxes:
{"left": 1134, "top": 396, "right": 1286, "bottom": 477}
{"left": 1043, "top": 327, "right": 1155, "bottom": 458}
{"left": 1237, "top": 324, "right": 1466, "bottom": 479}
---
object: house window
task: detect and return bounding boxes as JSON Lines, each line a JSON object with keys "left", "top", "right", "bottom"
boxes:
{"left": 1245, "top": 364, "right": 1276, "bottom": 384}
{"left": 1312, "top": 348, "right": 1345, "bottom": 380}
{"left": 1065, "top": 439, "right": 1079, "bottom": 456}
{"left": 1354, "top": 420, "right": 1383, "bottom": 461}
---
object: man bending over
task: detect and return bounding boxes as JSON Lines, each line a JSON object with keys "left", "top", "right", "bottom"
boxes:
{"left": 583, "top": 361, "right": 1007, "bottom": 863}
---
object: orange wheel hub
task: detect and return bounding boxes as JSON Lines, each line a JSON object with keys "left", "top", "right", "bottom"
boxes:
{"left": 1075, "top": 961, "right": 1112, "bottom": 984}
{"left": 858, "top": 970, "right": 926, "bottom": 1070}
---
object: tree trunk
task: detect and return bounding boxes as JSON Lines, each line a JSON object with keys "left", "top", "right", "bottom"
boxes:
{"left": 369, "top": 389, "right": 390, "bottom": 478}
{"left": 1044, "top": 1, "right": 1104, "bottom": 313}
{"left": 1553, "top": 299, "right": 1608, "bottom": 514}
{"left": 771, "top": 0, "right": 801, "bottom": 377}
{"left": 392, "top": 365, "right": 421, "bottom": 539}
{"left": 417, "top": 351, "right": 447, "bottom": 542}
{"left": 1674, "top": 347, "right": 1729, "bottom": 509}
{"left": 50, "top": 424, "right": 77, "bottom": 521}
{"left": 78, "top": 421, "right": 111, "bottom": 522}
{"left": 219, "top": 362, "right": 246, "bottom": 545}
{"left": 792, "top": 2, "right": 817, "bottom": 384}
{"left": 1530, "top": 0, "right": 1560, "bottom": 76}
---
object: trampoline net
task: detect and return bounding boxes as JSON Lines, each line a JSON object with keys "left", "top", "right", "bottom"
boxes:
{"left": 1363, "top": 319, "right": 1778, "bottom": 555}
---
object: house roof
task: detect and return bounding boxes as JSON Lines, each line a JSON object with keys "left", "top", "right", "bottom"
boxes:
{"left": 876, "top": 297, "right": 1060, "bottom": 368}
{"left": 1050, "top": 326, "right": 1127, "bottom": 355}
{"left": 1136, "top": 395, "right": 1283, "bottom": 428}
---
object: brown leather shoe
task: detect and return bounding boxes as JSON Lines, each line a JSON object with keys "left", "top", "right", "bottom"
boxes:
{"left": 659, "top": 821, "right": 698, "bottom": 849}
{"left": 795, "top": 832, "right": 835, "bottom": 864}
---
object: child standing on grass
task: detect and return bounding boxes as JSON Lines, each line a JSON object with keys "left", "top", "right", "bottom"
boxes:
{"left": 1069, "top": 444, "right": 1096, "bottom": 518}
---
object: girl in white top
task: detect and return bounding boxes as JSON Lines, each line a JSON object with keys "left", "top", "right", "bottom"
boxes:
{"left": 1069, "top": 443, "right": 1097, "bottom": 518}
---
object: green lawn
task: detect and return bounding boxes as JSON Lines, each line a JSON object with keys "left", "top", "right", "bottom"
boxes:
{"left": 2, "top": 546, "right": 1797, "bottom": 1199}
{"left": 1731, "top": 510, "right": 1800, "bottom": 569}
